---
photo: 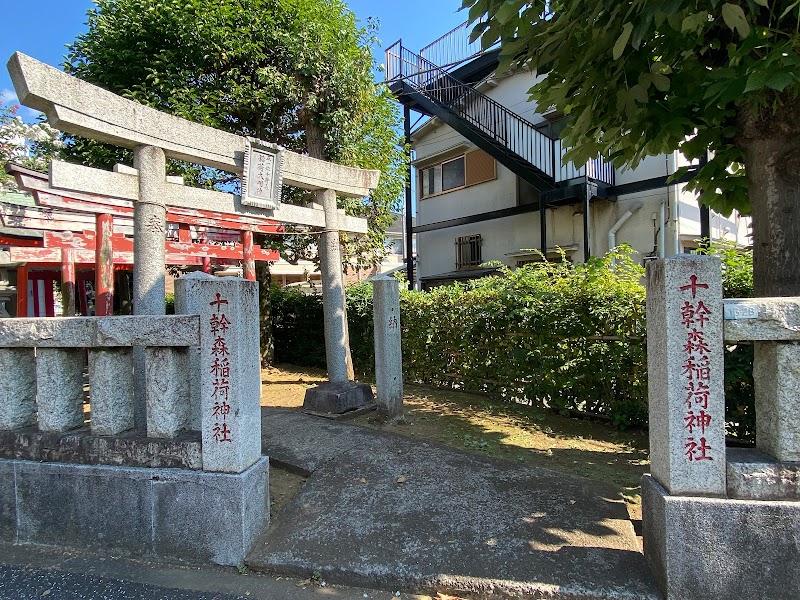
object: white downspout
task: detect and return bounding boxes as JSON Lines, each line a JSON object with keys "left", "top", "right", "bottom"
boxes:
{"left": 609, "top": 202, "right": 643, "bottom": 265}
{"left": 658, "top": 201, "right": 666, "bottom": 258}
{"left": 667, "top": 152, "right": 680, "bottom": 255}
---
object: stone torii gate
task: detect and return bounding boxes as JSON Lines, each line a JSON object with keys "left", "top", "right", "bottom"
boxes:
{"left": 8, "top": 52, "right": 380, "bottom": 412}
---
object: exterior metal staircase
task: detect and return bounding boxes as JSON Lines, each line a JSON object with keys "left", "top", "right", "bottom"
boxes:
{"left": 385, "top": 39, "right": 614, "bottom": 197}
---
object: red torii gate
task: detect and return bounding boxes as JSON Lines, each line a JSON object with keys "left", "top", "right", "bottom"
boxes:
{"left": 5, "top": 164, "right": 284, "bottom": 317}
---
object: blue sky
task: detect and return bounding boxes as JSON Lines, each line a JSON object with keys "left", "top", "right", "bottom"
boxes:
{"left": 1, "top": 0, "right": 468, "bottom": 121}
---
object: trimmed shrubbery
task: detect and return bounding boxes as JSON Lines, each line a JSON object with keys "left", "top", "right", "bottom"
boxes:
{"left": 270, "top": 242, "right": 755, "bottom": 437}
{"left": 396, "top": 247, "right": 648, "bottom": 428}
{"left": 705, "top": 242, "right": 755, "bottom": 441}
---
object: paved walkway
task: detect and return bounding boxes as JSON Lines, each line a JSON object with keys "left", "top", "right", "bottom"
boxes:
{"left": 249, "top": 408, "right": 661, "bottom": 599}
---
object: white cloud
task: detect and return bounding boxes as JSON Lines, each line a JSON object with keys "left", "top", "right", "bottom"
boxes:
{"left": 0, "top": 89, "right": 18, "bottom": 105}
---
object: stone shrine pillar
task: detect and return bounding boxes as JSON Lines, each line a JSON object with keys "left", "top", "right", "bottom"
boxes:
{"left": 371, "top": 275, "right": 403, "bottom": 421}
{"left": 642, "top": 257, "right": 800, "bottom": 600}
{"left": 302, "top": 189, "right": 374, "bottom": 415}
{"left": 645, "top": 255, "right": 726, "bottom": 496}
{"left": 132, "top": 145, "right": 168, "bottom": 428}
{"left": 175, "top": 273, "right": 261, "bottom": 473}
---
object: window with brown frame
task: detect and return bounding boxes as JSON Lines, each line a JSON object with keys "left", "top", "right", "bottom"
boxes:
{"left": 419, "top": 150, "right": 495, "bottom": 199}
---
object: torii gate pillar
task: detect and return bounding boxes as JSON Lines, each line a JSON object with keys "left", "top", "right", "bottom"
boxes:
{"left": 132, "top": 146, "right": 168, "bottom": 427}
{"left": 303, "top": 189, "right": 374, "bottom": 414}
{"left": 133, "top": 146, "right": 167, "bottom": 317}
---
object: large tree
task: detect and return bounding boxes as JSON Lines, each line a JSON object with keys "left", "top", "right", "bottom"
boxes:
{"left": 64, "top": 0, "right": 406, "bottom": 362}
{"left": 463, "top": 0, "right": 800, "bottom": 296}
{"left": 66, "top": 0, "right": 405, "bottom": 266}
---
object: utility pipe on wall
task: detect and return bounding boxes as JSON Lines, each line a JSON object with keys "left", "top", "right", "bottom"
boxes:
{"left": 667, "top": 152, "right": 680, "bottom": 256}
{"left": 609, "top": 202, "right": 643, "bottom": 265}
{"left": 659, "top": 201, "right": 666, "bottom": 258}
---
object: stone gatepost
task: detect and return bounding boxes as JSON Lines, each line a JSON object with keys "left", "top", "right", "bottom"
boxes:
{"left": 174, "top": 273, "right": 261, "bottom": 473}
{"left": 371, "top": 275, "right": 403, "bottom": 421}
{"left": 642, "top": 257, "right": 800, "bottom": 600}
{"left": 645, "top": 255, "right": 726, "bottom": 496}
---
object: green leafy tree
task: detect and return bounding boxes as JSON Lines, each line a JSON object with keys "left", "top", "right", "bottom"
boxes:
{"left": 65, "top": 0, "right": 405, "bottom": 267}
{"left": 462, "top": 0, "right": 800, "bottom": 296}
{"left": 64, "top": 0, "right": 406, "bottom": 362}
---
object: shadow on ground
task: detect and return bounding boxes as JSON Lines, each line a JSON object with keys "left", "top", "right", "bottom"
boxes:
{"left": 250, "top": 409, "right": 659, "bottom": 600}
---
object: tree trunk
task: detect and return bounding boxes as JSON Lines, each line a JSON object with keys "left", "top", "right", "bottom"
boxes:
{"left": 739, "top": 97, "right": 800, "bottom": 297}
{"left": 306, "top": 120, "right": 356, "bottom": 380}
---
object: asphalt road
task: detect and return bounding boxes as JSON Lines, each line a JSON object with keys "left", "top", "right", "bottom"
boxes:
{"left": 0, "top": 544, "right": 421, "bottom": 600}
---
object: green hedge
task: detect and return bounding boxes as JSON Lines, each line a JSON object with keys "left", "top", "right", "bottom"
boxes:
{"left": 270, "top": 286, "right": 327, "bottom": 368}
{"left": 270, "top": 243, "right": 755, "bottom": 436}
{"left": 272, "top": 246, "right": 648, "bottom": 428}
{"left": 400, "top": 248, "right": 647, "bottom": 428}
{"left": 705, "top": 242, "right": 755, "bottom": 440}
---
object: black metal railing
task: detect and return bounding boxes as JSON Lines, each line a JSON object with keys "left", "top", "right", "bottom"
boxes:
{"left": 420, "top": 21, "right": 496, "bottom": 71}
{"left": 387, "top": 42, "right": 555, "bottom": 179}
{"left": 385, "top": 41, "right": 614, "bottom": 186}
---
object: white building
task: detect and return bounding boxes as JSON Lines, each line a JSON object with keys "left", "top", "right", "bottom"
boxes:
{"left": 271, "top": 212, "right": 415, "bottom": 288}
{"left": 386, "top": 25, "right": 749, "bottom": 289}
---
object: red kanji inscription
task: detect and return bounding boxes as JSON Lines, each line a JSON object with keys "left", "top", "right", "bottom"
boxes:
{"left": 210, "top": 293, "right": 229, "bottom": 313}
{"left": 684, "top": 410, "right": 713, "bottom": 435}
{"left": 213, "top": 422, "right": 232, "bottom": 443}
{"left": 680, "top": 274, "right": 709, "bottom": 299}
{"left": 685, "top": 437, "right": 714, "bottom": 461}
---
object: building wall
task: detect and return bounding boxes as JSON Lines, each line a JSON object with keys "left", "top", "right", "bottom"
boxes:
{"left": 412, "top": 72, "right": 751, "bottom": 282}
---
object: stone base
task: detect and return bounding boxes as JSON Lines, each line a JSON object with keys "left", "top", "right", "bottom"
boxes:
{"left": 302, "top": 381, "right": 375, "bottom": 414}
{"left": 0, "top": 457, "right": 268, "bottom": 566}
{"left": 305, "top": 403, "right": 378, "bottom": 421}
{"left": 642, "top": 474, "right": 800, "bottom": 600}
{"left": 0, "top": 427, "right": 202, "bottom": 470}
{"left": 727, "top": 447, "right": 800, "bottom": 500}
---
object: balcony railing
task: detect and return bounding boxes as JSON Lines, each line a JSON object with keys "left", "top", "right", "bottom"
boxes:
{"left": 386, "top": 41, "right": 614, "bottom": 187}
{"left": 419, "top": 21, "right": 497, "bottom": 71}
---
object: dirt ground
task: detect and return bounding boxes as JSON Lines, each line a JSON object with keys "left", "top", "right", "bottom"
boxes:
{"left": 261, "top": 364, "right": 649, "bottom": 522}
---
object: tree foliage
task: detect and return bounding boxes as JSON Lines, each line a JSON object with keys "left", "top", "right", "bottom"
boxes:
{"left": 0, "top": 103, "right": 63, "bottom": 192}
{"left": 64, "top": 0, "right": 406, "bottom": 268}
{"left": 462, "top": 0, "right": 800, "bottom": 217}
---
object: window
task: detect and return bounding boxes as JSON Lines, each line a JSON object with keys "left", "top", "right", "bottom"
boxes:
{"left": 441, "top": 157, "right": 465, "bottom": 190}
{"left": 455, "top": 234, "right": 482, "bottom": 269}
{"left": 419, "top": 150, "right": 495, "bottom": 199}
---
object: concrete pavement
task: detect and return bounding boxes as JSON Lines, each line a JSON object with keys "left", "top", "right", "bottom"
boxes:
{"left": 250, "top": 409, "right": 661, "bottom": 599}
{"left": 0, "top": 543, "right": 424, "bottom": 600}
{"left": 0, "top": 408, "right": 660, "bottom": 599}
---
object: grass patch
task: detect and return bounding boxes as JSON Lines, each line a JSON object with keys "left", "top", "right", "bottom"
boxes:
{"left": 261, "top": 364, "right": 649, "bottom": 517}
